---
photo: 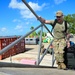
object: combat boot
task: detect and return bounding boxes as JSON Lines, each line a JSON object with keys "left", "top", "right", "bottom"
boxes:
{"left": 56, "top": 62, "right": 61, "bottom": 69}
{"left": 60, "top": 62, "right": 66, "bottom": 70}
{"left": 40, "top": 44, "right": 45, "bottom": 54}
{"left": 57, "top": 64, "right": 61, "bottom": 69}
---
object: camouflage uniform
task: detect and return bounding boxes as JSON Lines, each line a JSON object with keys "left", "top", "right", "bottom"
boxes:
{"left": 51, "top": 21, "right": 68, "bottom": 69}
{"left": 49, "top": 11, "right": 69, "bottom": 69}
{"left": 39, "top": 10, "right": 69, "bottom": 69}
{"left": 52, "top": 38, "right": 66, "bottom": 62}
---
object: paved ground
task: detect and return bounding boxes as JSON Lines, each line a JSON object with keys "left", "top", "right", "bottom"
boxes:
{"left": 0, "top": 43, "right": 57, "bottom": 67}
{"left": 0, "top": 42, "right": 75, "bottom": 75}
{"left": 0, "top": 67, "right": 75, "bottom": 75}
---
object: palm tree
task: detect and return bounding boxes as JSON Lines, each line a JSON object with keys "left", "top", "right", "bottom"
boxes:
{"left": 30, "top": 26, "right": 37, "bottom": 37}
{"left": 30, "top": 26, "right": 34, "bottom": 30}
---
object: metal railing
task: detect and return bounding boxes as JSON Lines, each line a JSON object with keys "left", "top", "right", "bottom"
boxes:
{"left": 0, "top": 0, "right": 55, "bottom": 67}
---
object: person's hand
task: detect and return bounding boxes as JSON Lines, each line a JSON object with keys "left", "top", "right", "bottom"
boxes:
{"left": 66, "top": 40, "right": 70, "bottom": 48}
{"left": 38, "top": 16, "right": 45, "bottom": 23}
{"left": 66, "top": 33, "right": 70, "bottom": 40}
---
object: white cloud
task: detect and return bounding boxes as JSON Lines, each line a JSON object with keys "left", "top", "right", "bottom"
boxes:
{"left": 9, "top": 0, "right": 26, "bottom": 10}
{"left": 54, "top": 0, "right": 66, "bottom": 5}
{"left": 0, "top": 27, "right": 7, "bottom": 32}
{"left": 14, "top": 23, "right": 30, "bottom": 35}
{"left": 13, "top": 19, "right": 21, "bottom": 22}
{"left": 9, "top": 0, "right": 46, "bottom": 19}
{"left": 15, "top": 25, "right": 23, "bottom": 31}
{"left": 28, "top": 2, "right": 44, "bottom": 11}
{"left": 20, "top": 10, "right": 35, "bottom": 18}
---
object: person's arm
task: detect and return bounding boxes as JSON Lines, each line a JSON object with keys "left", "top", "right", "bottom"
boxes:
{"left": 38, "top": 16, "right": 53, "bottom": 24}
{"left": 66, "top": 23, "right": 70, "bottom": 40}
{"left": 65, "top": 23, "right": 71, "bottom": 48}
{"left": 45, "top": 20, "right": 52, "bottom": 24}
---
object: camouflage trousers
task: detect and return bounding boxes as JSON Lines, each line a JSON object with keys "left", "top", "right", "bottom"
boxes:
{"left": 52, "top": 38, "right": 66, "bottom": 62}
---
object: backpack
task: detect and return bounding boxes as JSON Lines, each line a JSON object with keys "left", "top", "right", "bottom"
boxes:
{"left": 51, "top": 19, "right": 67, "bottom": 33}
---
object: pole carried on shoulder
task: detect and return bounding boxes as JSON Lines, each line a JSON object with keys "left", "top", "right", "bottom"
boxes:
{"left": 22, "top": 0, "right": 54, "bottom": 37}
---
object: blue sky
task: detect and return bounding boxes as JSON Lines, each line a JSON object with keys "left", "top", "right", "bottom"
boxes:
{"left": 0, "top": 0, "right": 75, "bottom": 36}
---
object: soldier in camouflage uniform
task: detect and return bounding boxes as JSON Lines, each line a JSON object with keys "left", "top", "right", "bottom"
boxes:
{"left": 39, "top": 11, "right": 69, "bottom": 69}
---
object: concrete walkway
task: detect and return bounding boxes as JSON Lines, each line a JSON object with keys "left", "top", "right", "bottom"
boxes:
{"left": 0, "top": 43, "right": 57, "bottom": 67}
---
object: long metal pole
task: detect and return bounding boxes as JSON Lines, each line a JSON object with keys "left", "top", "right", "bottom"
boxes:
{"left": 38, "top": 40, "right": 54, "bottom": 64}
{"left": 36, "top": 24, "right": 43, "bottom": 65}
{"left": 0, "top": 24, "right": 42, "bottom": 55}
{"left": 22, "top": 0, "right": 54, "bottom": 37}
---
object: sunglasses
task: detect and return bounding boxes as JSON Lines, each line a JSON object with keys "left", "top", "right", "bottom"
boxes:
{"left": 56, "top": 16, "right": 62, "bottom": 18}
